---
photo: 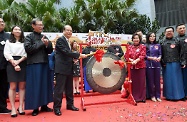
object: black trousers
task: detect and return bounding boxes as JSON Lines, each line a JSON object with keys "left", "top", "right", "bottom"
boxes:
{"left": 53, "top": 73, "right": 74, "bottom": 111}
{"left": 0, "top": 69, "right": 8, "bottom": 110}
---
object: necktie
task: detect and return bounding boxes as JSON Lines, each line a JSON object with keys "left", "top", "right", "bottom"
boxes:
{"left": 67, "top": 40, "right": 71, "bottom": 50}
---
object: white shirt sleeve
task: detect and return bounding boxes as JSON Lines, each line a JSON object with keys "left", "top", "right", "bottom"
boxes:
{"left": 4, "top": 40, "right": 14, "bottom": 61}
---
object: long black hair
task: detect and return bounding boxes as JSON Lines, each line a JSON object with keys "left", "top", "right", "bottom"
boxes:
{"left": 146, "top": 32, "right": 157, "bottom": 44}
{"left": 9, "top": 25, "right": 25, "bottom": 43}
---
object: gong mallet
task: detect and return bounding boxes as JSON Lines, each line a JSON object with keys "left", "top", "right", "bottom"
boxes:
{"left": 114, "top": 60, "right": 132, "bottom": 69}
{"left": 85, "top": 49, "right": 105, "bottom": 62}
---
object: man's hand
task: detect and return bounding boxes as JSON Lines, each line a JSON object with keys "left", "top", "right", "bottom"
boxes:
{"left": 115, "top": 53, "right": 120, "bottom": 56}
{"left": 79, "top": 54, "right": 87, "bottom": 59}
{"left": 182, "top": 65, "right": 186, "bottom": 68}
{"left": 41, "top": 35, "right": 49, "bottom": 46}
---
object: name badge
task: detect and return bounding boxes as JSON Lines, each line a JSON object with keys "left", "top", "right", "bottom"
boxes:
{"left": 115, "top": 48, "right": 119, "bottom": 51}
{"left": 154, "top": 45, "right": 158, "bottom": 50}
{"left": 185, "top": 39, "right": 187, "bottom": 43}
{"left": 0, "top": 40, "right": 5, "bottom": 45}
{"left": 170, "top": 44, "right": 175, "bottom": 48}
{"left": 136, "top": 49, "right": 140, "bottom": 52}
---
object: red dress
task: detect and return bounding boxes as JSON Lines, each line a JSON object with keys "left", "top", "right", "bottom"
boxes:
{"left": 125, "top": 44, "right": 146, "bottom": 102}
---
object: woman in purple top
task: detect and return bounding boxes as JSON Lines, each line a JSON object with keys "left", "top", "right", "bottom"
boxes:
{"left": 145, "top": 32, "right": 162, "bottom": 102}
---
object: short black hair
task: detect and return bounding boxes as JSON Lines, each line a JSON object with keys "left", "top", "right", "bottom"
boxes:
{"left": 135, "top": 30, "right": 142, "bottom": 33}
{"left": 131, "top": 33, "right": 142, "bottom": 42}
{"left": 31, "top": 18, "right": 41, "bottom": 25}
{"left": 176, "top": 23, "right": 185, "bottom": 29}
{"left": 165, "top": 26, "right": 174, "bottom": 32}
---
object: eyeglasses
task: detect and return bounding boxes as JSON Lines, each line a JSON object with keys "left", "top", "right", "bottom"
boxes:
{"left": 35, "top": 24, "right": 44, "bottom": 27}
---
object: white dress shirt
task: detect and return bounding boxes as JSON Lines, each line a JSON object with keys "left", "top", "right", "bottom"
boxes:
{"left": 4, "top": 40, "right": 27, "bottom": 61}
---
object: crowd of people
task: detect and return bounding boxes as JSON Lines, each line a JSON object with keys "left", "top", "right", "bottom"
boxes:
{"left": 0, "top": 18, "right": 87, "bottom": 117}
{"left": 124, "top": 25, "right": 187, "bottom": 103}
{"left": 0, "top": 16, "right": 187, "bottom": 118}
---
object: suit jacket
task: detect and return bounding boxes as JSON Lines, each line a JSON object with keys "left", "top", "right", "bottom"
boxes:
{"left": 55, "top": 36, "right": 80, "bottom": 75}
{"left": 0, "top": 31, "right": 10, "bottom": 70}
{"left": 107, "top": 45, "right": 124, "bottom": 58}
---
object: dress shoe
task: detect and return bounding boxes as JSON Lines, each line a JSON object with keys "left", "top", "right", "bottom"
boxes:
{"left": 66, "top": 106, "right": 79, "bottom": 111}
{"left": 54, "top": 110, "right": 61, "bottom": 116}
{"left": 41, "top": 106, "right": 53, "bottom": 112}
{"left": 156, "top": 98, "right": 162, "bottom": 102}
{"left": 85, "top": 91, "right": 89, "bottom": 93}
{"left": 17, "top": 108, "right": 25, "bottom": 115}
{"left": 11, "top": 114, "right": 17, "bottom": 118}
{"left": 151, "top": 97, "right": 157, "bottom": 102}
{"left": 0, "top": 108, "right": 11, "bottom": 114}
{"left": 142, "top": 100, "right": 146, "bottom": 103}
{"left": 32, "top": 109, "right": 39, "bottom": 116}
{"left": 180, "top": 97, "right": 186, "bottom": 101}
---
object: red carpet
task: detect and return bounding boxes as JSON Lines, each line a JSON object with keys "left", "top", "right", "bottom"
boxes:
{"left": 1, "top": 93, "right": 187, "bottom": 122}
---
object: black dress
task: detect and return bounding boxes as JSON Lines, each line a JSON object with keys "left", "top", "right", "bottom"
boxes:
{"left": 7, "top": 56, "right": 26, "bottom": 82}
{"left": 73, "top": 51, "right": 80, "bottom": 77}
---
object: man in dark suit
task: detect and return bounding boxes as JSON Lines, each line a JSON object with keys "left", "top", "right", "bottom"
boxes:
{"left": 53, "top": 25, "right": 86, "bottom": 116}
{"left": 0, "top": 17, "right": 11, "bottom": 114}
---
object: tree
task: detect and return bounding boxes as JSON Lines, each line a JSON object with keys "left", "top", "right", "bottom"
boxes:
{"left": 70, "top": 0, "right": 139, "bottom": 33}
{"left": 1, "top": 0, "right": 63, "bottom": 32}
{"left": 124, "top": 15, "right": 160, "bottom": 34}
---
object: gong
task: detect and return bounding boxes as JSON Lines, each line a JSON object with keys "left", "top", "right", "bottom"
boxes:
{"left": 86, "top": 53, "right": 126, "bottom": 94}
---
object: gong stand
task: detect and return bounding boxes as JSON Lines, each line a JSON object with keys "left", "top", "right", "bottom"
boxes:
{"left": 79, "top": 43, "right": 136, "bottom": 111}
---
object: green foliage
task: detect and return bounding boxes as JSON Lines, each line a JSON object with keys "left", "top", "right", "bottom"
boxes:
{"left": 0, "top": 0, "right": 160, "bottom": 34}
{"left": 124, "top": 15, "right": 160, "bottom": 34}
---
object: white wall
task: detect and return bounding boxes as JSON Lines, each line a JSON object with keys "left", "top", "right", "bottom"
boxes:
{"left": 134, "top": 0, "right": 156, "bottom": 22}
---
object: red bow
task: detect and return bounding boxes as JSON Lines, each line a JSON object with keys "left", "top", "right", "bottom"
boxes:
{"left": 94, "top": 50, "right": 104, "bottom": 62}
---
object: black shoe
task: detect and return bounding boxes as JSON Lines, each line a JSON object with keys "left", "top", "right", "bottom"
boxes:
{"left": 32, "top": 109, "right": 39, "bottom": 116}
{"left": 142, "top": 100, "right": 146, "bottom": 103}
{"left": 54, "top": 109, "right": 61, "bottom": 116}
{"left": 180, "top": 97, "right": 186, "bottom": 101}
{"left": 0, "top": 108, "right": 11, "bottom": 114}
{"left": 11, "top": 114, "right": 17, "bottom": 117}
{"left": 74, "top": 92, "right": 77, "bottom": 95}
{"left": 41, "top": 106, "right": 53, "bottom": 112}
{"left": 66, "top": 106, "right": 79, "bottom": 111}
{"left": 17, "top": 108, "right": 25, "bottom": 115}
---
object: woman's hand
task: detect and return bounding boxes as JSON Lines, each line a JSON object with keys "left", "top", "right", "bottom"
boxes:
{"left": 14, "top": 65, "right": 21, "bottom": 71}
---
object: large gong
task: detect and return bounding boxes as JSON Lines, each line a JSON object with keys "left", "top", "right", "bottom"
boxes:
{"left": 86, "top": 53, "right": 126, "bottom": 94}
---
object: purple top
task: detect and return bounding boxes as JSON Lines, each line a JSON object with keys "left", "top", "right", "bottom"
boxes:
{"left": 146, "top": 43, "right": 162, "bottom": 68}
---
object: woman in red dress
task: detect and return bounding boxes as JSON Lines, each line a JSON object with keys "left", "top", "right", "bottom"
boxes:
{"left": 125, "top": 33, "right": 146, "bottom": 103}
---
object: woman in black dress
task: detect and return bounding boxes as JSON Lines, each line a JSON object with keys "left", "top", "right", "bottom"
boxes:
{"left": 71, "top": 40, "right": 80, "bottom": 94}
{"left": 4, "top": 26, "right": 27, "bottom": 117}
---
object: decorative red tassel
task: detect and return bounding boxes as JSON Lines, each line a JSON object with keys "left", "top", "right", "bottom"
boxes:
{"left": 114, "top": 60, "right": 124, "bottom": 69}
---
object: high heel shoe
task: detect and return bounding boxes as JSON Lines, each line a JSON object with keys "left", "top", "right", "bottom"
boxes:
{"left": 11, "top": 114, "right": 17, "bottom": 117}
{"left": 17, "top": 108, "right": 25, "bottom": 115}
{"left": 76, "top": 92, "right": 80, "bottom": 95}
